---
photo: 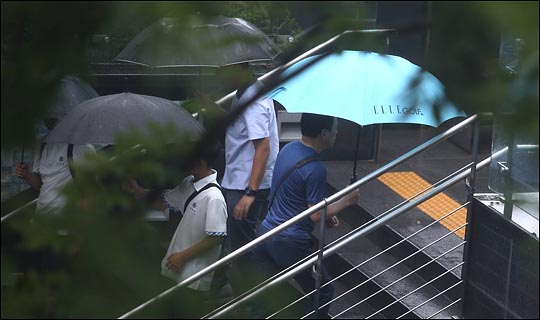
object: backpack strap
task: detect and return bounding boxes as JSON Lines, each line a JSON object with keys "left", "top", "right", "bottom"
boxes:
{"left": 183, "top": 182, "right": 223, "bottom": 214}
{"left": 40, "top": 142, "right": 47, "bottom": 156}
{"left": 67, "top": 144, "right": 76, "bottom": 179}
{"left": 268, "top": 155, "right": 319, "bottom": 210}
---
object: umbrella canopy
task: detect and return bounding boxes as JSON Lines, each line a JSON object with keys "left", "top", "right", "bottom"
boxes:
{"left": 268, "top": 50, "right": 466, "bottom": 127}
{"left": 46, "top": 75, "right": 99, "bottom": 119}
{"left": 44, "top": 93, "right": 204, "bottom": 145}
{"left": 115, "top": 16, "right": 281, "bottom": 68}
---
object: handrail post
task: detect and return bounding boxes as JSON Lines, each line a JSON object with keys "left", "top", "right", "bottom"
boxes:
{"left": 502, "top": 129, "right": 515, "bottom": 219}
{"left": 460, "top": 117, "right": 481, "bottom": 317}
{"left": 313, "top": 199, "right": 328, "bottom": 318}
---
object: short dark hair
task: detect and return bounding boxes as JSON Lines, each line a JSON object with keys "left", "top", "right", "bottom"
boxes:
{"left": 44, "top": 118, "right": 59, "bottom": 130}
{"left": 198, "top": 140, "right": 221, "bottom": 167}
{"left": 217, "top": 62, "right": 254, "bottom": 93}
{"left": 300, "top": 113, "right": 336, "bottom": 138}
{"left": 216, "top": 62, "right": 252, "bottom": 81}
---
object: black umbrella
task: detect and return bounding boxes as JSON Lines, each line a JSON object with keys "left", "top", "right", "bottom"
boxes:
{"left": 44, "top": 93, "right": 204, "bottom": 145}
{"left": 114, "top": 16, "right": 281, "bottom": 68}
{"left": 46, "top": 75, "right": 99, "bottom": 119}
{"left": 20, "top": 75, "right": 99, "bottom": 164}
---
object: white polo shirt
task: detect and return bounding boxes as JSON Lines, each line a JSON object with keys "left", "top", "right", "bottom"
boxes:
{"left": 160, "top": 170, "right": 228, "bottom": 291}
{"left": 32, "top": 143, "right": 95, "bottom": 214}
{"left": 221, "top": 80, "right": 279, "bottom": 190}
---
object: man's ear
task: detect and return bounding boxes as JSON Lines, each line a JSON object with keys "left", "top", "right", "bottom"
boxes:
{"left": 320, "top": 128, "right": 329, "bottom": 138}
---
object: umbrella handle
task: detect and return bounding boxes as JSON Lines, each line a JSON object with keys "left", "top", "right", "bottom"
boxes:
{"left": 16, "top": 147, "right": 25, "bottom": 179}
{"left": 351, "top": 126, "right": 362, "bottom": 185}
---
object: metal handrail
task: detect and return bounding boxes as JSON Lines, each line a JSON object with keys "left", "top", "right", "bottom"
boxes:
{"left": 310, "top": 226, "right": 467, "bottom": 319}
{"left": 324, "top": 163, "right": 473, "bottom": 252}
{"left": 274, "top": 167, "right": 472, "bottom": 316}
{"left": 205, "top": 151, "right": 497, "bottom": 318}
{"left": 336, "top": 260, "right": 465, "bottom": 318}
{"left": 1, "top": 199, "right": 37, "bottom": 223}
{"left": 268, "top": 202, "right": 469, "bottom": 318}
{"left": 396, "top": 280, "right": 464, "bottom": 319}
{"left": 426, "top": 298, "right": 462, "bottom": 319}
{"left": 118, "top": 113, "right": 480, "bottom": 319}
{"left": 364, "top": 263, "right": 465, "bottom": 319}
{"left": 119, "top": 114, "right": 482, "bottom": 319}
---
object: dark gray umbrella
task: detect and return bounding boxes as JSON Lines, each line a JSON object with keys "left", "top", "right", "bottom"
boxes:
{"left": 114, "top": 16, "right": 281, "bottom": 68}
{"left": 20, "top": 75, "right": 99, "bottom": 162}
{"left": 46, "top": 75, "right": 99, "bottom": 119}
{"left": 44, "top": 93, "right": 204, "bottom": 145}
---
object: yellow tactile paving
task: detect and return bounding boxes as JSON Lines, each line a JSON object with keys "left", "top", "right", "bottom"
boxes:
{"left": 378, "top": 172, "right": 466, "bottom": 239}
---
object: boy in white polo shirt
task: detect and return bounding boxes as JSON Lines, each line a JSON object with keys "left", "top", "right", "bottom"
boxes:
{"left": 125, "top": 143, "right": 228, "bottom": 317}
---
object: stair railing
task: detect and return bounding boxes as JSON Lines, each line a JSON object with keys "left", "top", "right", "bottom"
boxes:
{"left": 267, "top": 163, "right": 473, "bottom": 317}
{"left": 1, "top": 199, "right": 37, "bottom": 223}
{"left": 204, "top": 148, "right": 498, "bottom": 319}
{"left": 119, "top": 113, "right": 497, "bottom": 319}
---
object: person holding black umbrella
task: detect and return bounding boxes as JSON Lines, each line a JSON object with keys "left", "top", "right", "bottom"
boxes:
{"left": 15, "top": 118, "right": 96, "bottom": 215}
{"left": 14, "top": 76, "right": 98, "bottom": 215}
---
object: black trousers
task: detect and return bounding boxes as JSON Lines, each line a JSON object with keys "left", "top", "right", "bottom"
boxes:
{"left": 223, "top": 188, "right": 270, "bottom": 296}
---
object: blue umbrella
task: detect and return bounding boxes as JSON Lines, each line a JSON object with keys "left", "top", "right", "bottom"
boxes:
{"left": 268, "top": 50, "right": 466, "bottom": 180}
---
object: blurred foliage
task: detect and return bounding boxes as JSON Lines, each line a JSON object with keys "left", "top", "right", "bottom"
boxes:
{"left": 1, "top": 1, "right": 539, "bottom": 318}
{"left": 427, "top": 2, "right": 539, "bottom": 140}
{"left": 1, "top": 1, "right": 109, "bottom": 148}
{"left": 2, "top": 125, "right": 199, "bottom": 318}
{"left": 215, "top": 1, "right": 303, "bottom": 49}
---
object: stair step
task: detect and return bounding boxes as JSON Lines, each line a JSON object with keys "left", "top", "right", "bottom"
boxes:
{"left": 321, "top": 221, "right": 419, "bottom": 319}
{"left": 314, "top": 204, "right": 461, "bottom": 319}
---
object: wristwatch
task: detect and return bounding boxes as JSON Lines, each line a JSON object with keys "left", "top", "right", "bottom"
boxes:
{"left": 244, "top": 187, "right": 258, "bottom": 197}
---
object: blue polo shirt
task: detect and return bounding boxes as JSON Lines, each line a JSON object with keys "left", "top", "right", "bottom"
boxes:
{"left": 260, "top": 141, "right": 327, "bottom": 240}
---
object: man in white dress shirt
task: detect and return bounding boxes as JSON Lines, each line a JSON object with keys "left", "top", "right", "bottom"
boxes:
{"left": 218, "top": 63, "right": 279, "bottom": 296}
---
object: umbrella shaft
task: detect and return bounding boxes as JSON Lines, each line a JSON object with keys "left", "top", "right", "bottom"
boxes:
{"left": 351, "top": 126, "right": 362, "bottom": 183}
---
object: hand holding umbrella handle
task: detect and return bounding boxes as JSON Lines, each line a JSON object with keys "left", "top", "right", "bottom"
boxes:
{"left": 15, "top": 162, "right": 29, "bottom": 179}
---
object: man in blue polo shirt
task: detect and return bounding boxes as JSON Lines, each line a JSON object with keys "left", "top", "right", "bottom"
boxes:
{"left": 254, "top": 113, "right": 359, "bottom": 318}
